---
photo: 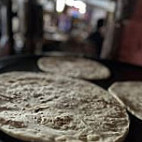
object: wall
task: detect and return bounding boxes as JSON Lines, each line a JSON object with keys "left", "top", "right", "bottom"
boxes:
{"left": 118, "top": 0, "right": 142, "bottom": 66}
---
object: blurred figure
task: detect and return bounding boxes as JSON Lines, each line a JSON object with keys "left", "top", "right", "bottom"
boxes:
{"left": 87, "top": 19, "right": 105, "bottom": 58}
{"left": 58, "top": 6, "right": 72, "bottom": 33}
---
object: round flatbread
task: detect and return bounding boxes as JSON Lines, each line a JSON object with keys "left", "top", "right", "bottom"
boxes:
{"left": 109, "top": 81, "right": 142, "bottom": 120}
{"left": 37, "top": 56, "right": 111, "bottom": 80}
{"left": 0, "top": 72, "right": 129, "bottom": 142}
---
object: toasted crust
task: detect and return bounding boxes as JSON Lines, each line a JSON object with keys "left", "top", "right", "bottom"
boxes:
{"left": 37, "top": 56, "right": 111, "bottom": 80}
{"left": 109, "top": 81, "right": 142, "bottom": 120}
{"left": 0, "top": 72, "right": 129, "bottom": 142}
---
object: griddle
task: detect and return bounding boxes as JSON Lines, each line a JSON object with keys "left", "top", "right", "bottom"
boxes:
{"left": 0, "top": 54, "right": 142, "bottom": 142}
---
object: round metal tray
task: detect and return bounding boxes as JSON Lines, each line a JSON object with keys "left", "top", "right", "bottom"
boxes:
{"left": 0, "top": 54, "right": 142, "bottom": 142}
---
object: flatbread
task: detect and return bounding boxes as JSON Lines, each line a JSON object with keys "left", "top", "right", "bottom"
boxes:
{"left": 0, "top": 72, "right": 129, "bottom": 142}
{"left": 109, "top": 81, "right": 142, "bottom": 120}
{"left": 37, "top": 56, "right": 111, "bottom": 80}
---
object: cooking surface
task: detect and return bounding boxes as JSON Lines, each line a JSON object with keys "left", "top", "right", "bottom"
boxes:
{"left": 0, "top": 55, "right": 142, "bottom": 142}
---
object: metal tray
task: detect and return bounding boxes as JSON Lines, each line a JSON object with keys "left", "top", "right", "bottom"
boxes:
{"left": 0, "top": 54, "right": 142, "bottom": 142}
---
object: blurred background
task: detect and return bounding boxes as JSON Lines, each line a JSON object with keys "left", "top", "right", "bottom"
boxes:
{"left": 0, "top": 0, "right": 141, "bottom": 66}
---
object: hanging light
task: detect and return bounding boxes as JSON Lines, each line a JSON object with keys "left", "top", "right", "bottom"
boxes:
{"left": 73, "top": 0, "right": 86, "bottom": 14}
{"left": 65, "top": 0, "right": 74, "bottom": 7}
{"left": 65, "top": 0, "right": 87, "bottom": 14}
{"left": 56, "top": 0, "right": 66, "bottom": 12}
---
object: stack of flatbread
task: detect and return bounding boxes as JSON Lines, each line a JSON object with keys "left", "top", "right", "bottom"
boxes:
{"left": 37, "top": 56, "right": 111, "bottom": 80}
{"left": 109, "top": 81, "right": 142, "bottom": 121}
{"left": 0, "top": 72, "right": 129, "bottom": 142}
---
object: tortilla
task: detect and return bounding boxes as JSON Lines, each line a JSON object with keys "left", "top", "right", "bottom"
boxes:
{"left": 109, "top": 81, "right": 142, "bottom": 120}
{"left": 37, "top": 56, "right": 110, "bottom": 80}
{"left": 0, "top": 72, "right": 129, "bottom": 142}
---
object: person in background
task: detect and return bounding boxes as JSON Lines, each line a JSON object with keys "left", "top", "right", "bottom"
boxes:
{"left": 58, "top": 6, "right": 72, "bottom": 33}
{"left": 87, "top": 19, "right": 105, "bottom": 58}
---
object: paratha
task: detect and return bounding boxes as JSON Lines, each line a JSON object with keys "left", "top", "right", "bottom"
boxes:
{"left": 109, "top": 81, "right": 142, "bottom": 120}
{"left": 37, "top": 56, "right": 110, "bottom": 80}
{"left": 0, "top": 72, "right": 129, "bottom": 142}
